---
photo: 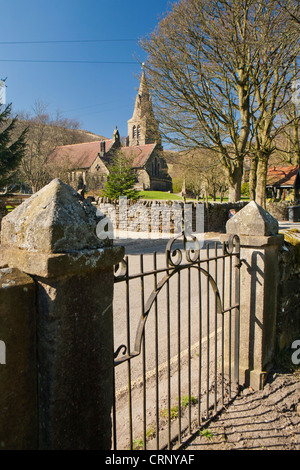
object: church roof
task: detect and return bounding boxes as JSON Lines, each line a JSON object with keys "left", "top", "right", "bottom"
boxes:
{"left": 122, "top": 143, "right": 157, "bottom": 168}
{"left": 48, "top": 140, "right": 114, "bottom": 169}
{"left": 47, "top": 140, "right": 157, "bottom": 170}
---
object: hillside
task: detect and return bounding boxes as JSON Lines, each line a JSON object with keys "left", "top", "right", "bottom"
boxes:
{"left": 12, "top": 119, "right": 107, "bottom": 147}
{"left": 72, "top": 128, "right": 107, "bottom": 143}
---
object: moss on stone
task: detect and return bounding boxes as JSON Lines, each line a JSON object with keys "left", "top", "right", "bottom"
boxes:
{"left": 280, "top": 229, "right": 300, "bottom": 264}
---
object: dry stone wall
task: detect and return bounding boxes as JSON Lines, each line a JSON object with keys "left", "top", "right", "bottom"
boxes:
{"left": 96, "top": 198, "right": 248, "bottom": 235}
{"left": 277, "top": 229, "right": 300, "bottom": 351}
{"left": 266, "top": 201, "right": 289, "bottom": 221}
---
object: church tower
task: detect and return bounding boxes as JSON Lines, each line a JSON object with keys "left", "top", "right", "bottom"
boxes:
{"left": 127, "top": 68, "right": 161, "bottom": 147}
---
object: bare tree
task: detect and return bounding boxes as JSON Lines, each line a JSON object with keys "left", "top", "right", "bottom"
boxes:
{"left": 247, "top": 7, "right": 299, "bottom": 206}
{"left": 276, "top": 0, "right": 300, "bottom": 26}
{"left": 141, "top": 0, "right": 265, "bottom": 201}
{"left": 188, "top": 152, "right": 228, "bottom": 202}
{"left": 141, "top": 0, "right": 299, "bottom": 206}
{"left": 167, "top": 149, "right": 228, "bottom": 202}
{"left": 274, "top": 109, "right": 300, "bottom": 167}
{"left": 16, "top": 101, "right": 81, "bottom": 192}
{"left": 270, "top": 61, "right": 300, "bottom": 167}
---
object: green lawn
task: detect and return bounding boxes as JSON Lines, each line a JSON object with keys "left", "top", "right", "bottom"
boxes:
{"left": 137, "top": 191, "right": 183, "bottom": 200}
{"left": 137, "top": 191, "right": 249, "bottom": 202}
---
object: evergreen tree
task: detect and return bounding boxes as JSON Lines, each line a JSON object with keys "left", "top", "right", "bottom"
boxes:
{"left": 103, "top": 152, "right": 139, "bottom": 200}
{"left": 0, "top": 101, "right": 27, "bottom": 188}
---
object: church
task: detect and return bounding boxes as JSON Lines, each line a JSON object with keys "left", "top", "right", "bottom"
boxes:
{"left": 48, "top": 71, "right": 173, "bottom": 193}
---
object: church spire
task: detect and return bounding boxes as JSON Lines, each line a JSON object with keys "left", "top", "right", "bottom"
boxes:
{"left": 127, "top": 66, "right": 161, "bottom": 147}
{"left": 138, "top": 64, "right": 149, "bottom": 95}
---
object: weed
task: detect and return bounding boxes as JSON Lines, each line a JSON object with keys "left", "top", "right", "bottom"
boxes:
{"left": 146, "top": 425, "right": 156, "bottom": 440}
{"left": 181, "top": 395, "right": 197, "bottom": 408}
{"left": 132, "top": 438, "right": 144, "bottom": 450}
{"left": 199, "top": 428, "right": 214, "bottom": 440}
{"left": 160, "top": 405, "right": 179, "bottom": 420}
{"left": 160, "top": 395, "right": 197, "bottom": 421}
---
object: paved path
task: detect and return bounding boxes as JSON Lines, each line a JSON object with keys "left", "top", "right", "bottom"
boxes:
{"left": 114, "top": 232, "right": 220, "bottom": 256}
{"left": 183, "top": 370, "right": 300, "bottom": 450}
{"left": 113, "top": 239, "right": 222, "bottom": 391}
{"left": 113, "top": 219, "right": 300, "bottom": 256}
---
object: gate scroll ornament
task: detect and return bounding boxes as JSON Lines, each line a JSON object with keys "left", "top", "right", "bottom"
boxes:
{"left": 113, "top": 232, "right": 240, "bottom": 366}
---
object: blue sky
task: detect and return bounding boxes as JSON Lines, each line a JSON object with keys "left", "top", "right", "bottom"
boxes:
{"left": 0, "top": 0, "right": 172, "bottom": 140}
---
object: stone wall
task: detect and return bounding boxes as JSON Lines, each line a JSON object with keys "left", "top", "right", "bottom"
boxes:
{"left": 96, "top": 198, "right": 248, "bottom": 235}
{"left": 266, "top": 201, "right": 289, "bottom": 221}
{"left": 276, "top": 229, "right": 300, "bottom": 351}
{"left": 204, "top": 201, "right": 248, "bottom": 232}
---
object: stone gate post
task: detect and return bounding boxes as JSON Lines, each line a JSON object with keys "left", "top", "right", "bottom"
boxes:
{"left": 221, "top": 201, "right": 284, "bottom": 389}
{"left": 0, "top": 179, "right": 123, "bottom": 449}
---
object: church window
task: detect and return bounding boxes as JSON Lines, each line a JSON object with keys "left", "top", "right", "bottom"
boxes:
{"left": 133, "top": 125, "right": 137, "bottom": 138}
{"left": 137, "top": 125, "right": 141, "bottom": 139}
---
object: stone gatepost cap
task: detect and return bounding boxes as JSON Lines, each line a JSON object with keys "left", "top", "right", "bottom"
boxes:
{"left": 226, "top": 201, "right": 279, "bottom": 236}
{"left": 0, "top": 179, "right": 108, "bottom": 253}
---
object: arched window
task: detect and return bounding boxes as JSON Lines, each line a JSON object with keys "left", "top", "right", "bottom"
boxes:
{"left": 133, "top": 125, "right": 137, "bottom": 138}
{"left": 137, "top": 125, "right": 141, "bottom": 139}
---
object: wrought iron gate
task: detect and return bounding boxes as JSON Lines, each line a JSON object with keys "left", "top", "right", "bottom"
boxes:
{"left": 112, "top": 232, "right": 241, "bottom": 450}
